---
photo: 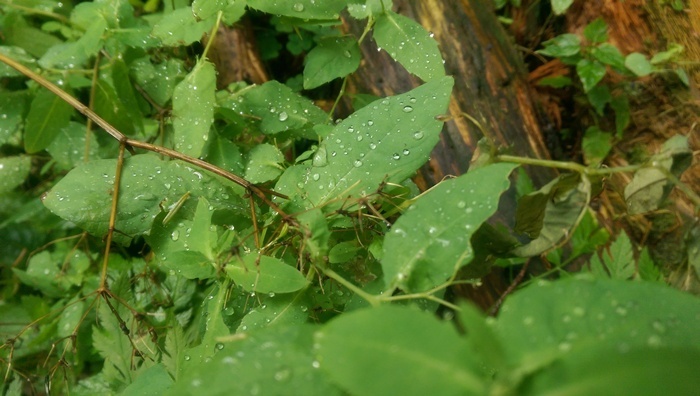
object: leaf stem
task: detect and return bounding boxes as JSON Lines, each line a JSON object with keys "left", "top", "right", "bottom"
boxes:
{"left": 317, "top": 266, "right": 380, "bottom": 307}
{"left": 201, "top": 11, "right": 223, "bottom": 61}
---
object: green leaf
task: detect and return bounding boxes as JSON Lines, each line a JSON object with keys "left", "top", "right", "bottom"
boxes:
{"left": 93, "top": 74, "right": 139, "bottom": 137}
{"left": 0, "top": 156, "right": 31, "bottom": 195}
{"left": 625, "top": 52, "right": 653, "bottom": 76}
{"left": 494, "top": 277, "right": 700, "bottom": 378}
{"left": 237, "top": 290, "right": 312, "bottom": 332}
{"left": 517, "top": 347, "right": 700, "bottom": 396}
{"left": 537, "top": 34, "right": 580, "bottom": 58}
{"left": 576, "top": 59, "right": 606, "bottom": 92}
{"left": 373, "top": 10, "right": 445, "bottom": 82}
{"left": 610, "top": 95, "right": 630, "bottom": 137}
{"left": 581, "top": 126, "right": 612, "bottom": 165}
{"left": 38, "top": 17, "right": 106, "bottom": 69}
{"left": 2, "top": 12, "right": 63, "bottom": 58}
{"left": 347, "top": 0, "right": 392, "bottom": 18}
{"left": 624, "top": 135, "right": 691, "bottom": 214}
{"left": 111, "top": 58, "right": 145, "bottom": 135}
{"left": 587, "top": 232, "right": 635, "bottom": 279}
{"left": 151, "top": 7, "right": 216, "bottom": 47}
{"left": 46, "top": 122, "right": 101, "bottom": 169}
{"left": 0, "top": 46, "right": 36, "bottom": 78}
{"left": 303, "top": 36, "right": 361, "bottom": 89}
{"left": 24, "top": 87, "right": 73, "bottom": 153}
{"left": 226, "top": 254, "right": 309, "bottom": 294}
{"left": 583, "top": 18, "right": 608, "bottom": 43}
{"left": 42, "top": 154, "right": 247, "bottom": 244}
{"left": 246, "top": 0, "right": 348, "bottom": 19}
{"left": 274, "top": 76, "right": 453, "bottom": 210}
{"left": 0, "top": 90, "right": 30, "bottom": 145}
{"left": 585, "top": 84, "right": 611, "bottom": 116}
{"left": 458, "top": 302, "right": 508, "bottom": 375}
{"left": 244, "top": 143, "right": 284, "bottom": 184}
{"left": 192, "top": 0, "right": 228, "bottom": 20}
{"left": 130, "top": 57, "right": 186, "bottom": 107}
{"left": 173, "top": 61, "right": 216, "bottom": 158}
{"left": 205, "top": 134, "right": 244, "bottom": 174}
{"left": 650, "top": 43, "right": 684, "bottom": 65}
{"left": 316, "top": 305, "right": 485, "bottom": 396}
{"left": 382, "top": 163, "right": 516, "bottom": 293}
{"left": 551, "top": 0, "right": 574, "bottom": 14}
{"left": 512, "top": 174, "right": 590, "bottom": 257}
{"left": 170, "top": 324, "right": 342, "bottom": 396}
{"left": 121, "top": 364, "right": 173, "bottom": 396}
{"left": 591, "top": 43, "right": 626, "bottom": 70}
{"left": 537, "top": 76, "right": 572, "bottom": 88}
{"left": 328, "top": 241, "right": 360, "bottom": 264}
{"left": 220, "top": 81, "right": 327, "bottom": 137}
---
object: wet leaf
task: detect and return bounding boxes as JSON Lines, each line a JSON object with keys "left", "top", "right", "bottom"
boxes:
{"left": 246, "top": 0, "right": 348, "bottom": 19}
{"left": 303, "top": 36, "right": 360, "bottom": 89}
{"left": 173, "top": 61, "right": 216, "bottom": 158}
{"left": 373, "top": 10, "right": 445, "bottom": 82}
{"left": 152, "top": 7, "right": 216, "bottom": 47}
{"left": 244, "top": 143, "right": 284, "bottom": 184}
{"left": 382, "top": 163, "right": 517, "bottom": 293}
{"left": 275, "top": 76, "right": 453, "bottom": 210}
{"left": 24, "top": 87, "right": 73, "bottom": 153}
{"left": 315, "top": 305, "right": 485, "bottom": 396}
{"left": 226, "top": 254, "right": 309, "bottom": 294}
{"left": 494, "top": 277, "right": 700, "bottom": 377}
{"left": 0, "top": 156, "right": 31, "bottom": 194}
{"left": 576, "top": 59, "right": 606, "bottom": 92}
{"left": 237, "top": 291, "right": 312, "bottom": 332}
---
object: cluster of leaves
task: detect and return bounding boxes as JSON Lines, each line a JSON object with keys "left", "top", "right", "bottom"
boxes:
{"left": 535, "top": 17, "right": 688, "bottom": 165}
{"left": 1, "top": 1, "right": 699, "bottom": 395}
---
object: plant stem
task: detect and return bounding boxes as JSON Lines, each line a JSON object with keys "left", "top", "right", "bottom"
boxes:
{"left": 318, "top": 266, "right": 380, "bottom": 307}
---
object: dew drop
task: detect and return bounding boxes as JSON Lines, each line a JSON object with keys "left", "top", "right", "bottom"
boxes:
{"left": 278, "top": 111, "right": 289, "bottom": 121}
{"left": 402, "top": 105, "right": 413, "bottom": 113}
{"left": 402, "top": 149, "right": 410, "bottom": 155}
{"left": 292, "top": 3, "right": 304, "bottom": 12}
{"left": 369, "top": 143, "right": 377, "bottom": 150}
{"left": 312, "top": 173, "right": 320, "bottom": 181}
{"left": 215, "top": 343, "right": 224, "bottom": 350}
{"left": 413, "top": 131, "right": 424, "bottom": 140}
{"left": 353, "top": 160, "right": 363, "bottom": 168}
{"left": 367, "top": 120, "right": 374, "bottom": 126}
{"left": 392, "top": 153, "right": 400, "bottom": 160}
{"left": 171, "top": 230, "right": 179, "bottom": 241}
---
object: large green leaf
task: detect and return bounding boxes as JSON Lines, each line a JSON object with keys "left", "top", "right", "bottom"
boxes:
{"left": 226, "top": 254, "right": 309, "bottom": 294}
{"left": 303, "top": 36, "right": 361, "bottom": 89}
{"left": 315, "top": 305, "right": 485, "bottom": 396}
{"left": 275, "top": 76, "right": 453, "bottom": 210}
{"left": 169, "top": 324, "right": 343, "bottom": 396}
{"left": 42, "top": 154, "right": 246, "bottom": 245}
{"left": 172, "top": 61, "right": 216, "bottom": 158}
{"left": 243, "top": 143, "right": 284, "bottom": 184}
{"left": 373, "top": 11, "right": 445, "bottom": 82}
{"left": 24, "top": 87, "right": 73, "bottom": 153}
{"left": 382, "top": 163, "right": 517, "bottom": 293}
{"left": 493, "top": 277, "right": 700, "bottom": 373}
{"left": 151, "top": 7, "right": 216, "bottom": 47}
{"left": 237, "top": 290, "right": 312, "bottom": 332}
{"left": 246, "top": 0, "right": 348, "bottom": 19}
{"left": 0, "top": 156, "right": 31, "bottom": 195}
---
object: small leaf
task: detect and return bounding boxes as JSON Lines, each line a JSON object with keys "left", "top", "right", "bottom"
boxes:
{"left": 582, "top": 126, "right": 612, "bottom": 165}
{"left": 316, "top": 306, "right": 485, "bottom": 396}
{"left": 303, "top": 36, "right": 361, "bottom": 89}
{"left": 226, "top": 254, "right": 309, "bottom": 294}
{"left": 588, "top": 232, "right": 635, "bottom": 279}
{"left": 537, "top": 34, "right": 580, "bottom": 57}
{"left": 24, "top": 87, "right": 73, "bottom": 153}
{"left": 246, "top": 0, "right": 347, "bottom": 19}
{"left": 151, "top": 7, "right": 216, "bottom": 47}
{"left": 591, "top": 43, "right": 626, "bottom": 70}
{"left": 0, "top": 156, "right": 31, "bottom": 194}
{"left": 172, "top": 61, "right": 216, "bottom": 158}
{"left": 347, "top": 0, "right": 392, "bottom": 18}
{"left": 625, "top": 52, "right": 653, "bottom": 76}
{"left": 585, "top": 84, "right": 611, "bottom": 116}
{"left": 610, "top": 95, "right": 630, "bottom": 137}
{"left": 551, "top": 0, "right": 574, "bottom": 15}
{"left": 382, "top": 163, "right": 517, "bottom": 293}
{"left": 537, "top": 76, "right": 572, "bottom": 88}
{"left": 38, "top": 18, "right": 106, "bottom": 69}
{"left": 192, "top": 0, "right": 228, "bottom": 20}
{"left": 576, "top": 59, "right": 606, "bottom": 92}
{"left": 583, "top": 18, "right": 608, "bottom": 43}
{"left": 244, "top": 143, "right": 284, "bottom": 184}
{"left": 650, "top": 43, "right": 684, "bottom": 65}
{"left": 373, "top": 10, "right": 445, "bottom": 82}
{"left": 512, "top": 174, "right": 590, "bottom": 257}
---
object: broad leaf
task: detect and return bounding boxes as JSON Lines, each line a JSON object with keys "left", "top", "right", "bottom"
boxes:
{"left": 315, "top": 305, "right": 485, "bottom": 396}
{"left": 303, "top": 36, "right": 361, "bottom": 89}
{"left": 576, "top": 59, "right": 606, "bottom": 92}
{"left": 494, "top": 277, "right": 700, "bottom": 376}
{"left": 537, "top": 34, "right": 580, "bottom": 58}
{"left": 237, "top": 290, "right": 312, "bottom": 332}
{"left": 246, "top": 0, "right": 348, "bottom": 19}
{"left": 171, "top": 325, "right": 343, "bottom": 395}
{"left": 42, "top": 154, "right": 247, "bottom": 245}
{"left": 0, "top": 156, "right": 31, "bottom": 194}
{"left": 625, "top": 52, "right": 653, "bottom": 76}
{"left": 275, "top": 76, "right": 453, "bottom": 210}
{"left": 244, "top": 143, "right": 284, "bottom": 184}
{"left": 551, "top": 0, "right": 574, "bottom": 15}
{"left": 226, "top": 254, "right": 309, "bottom": 294}
{"left": 373, "top": 10, "right": 445, "bottom": 82}
{"left": 581, "top": 126, "right": 612, "bottom": 165}
{"left": 24, "top": 87, "right": 73, "bottom": 153}
{"left": 151, "top": 7, "right": 216, "bottom": 47}
{"left": 172, "top": 61, "right": 216, "bottom": 158}
{"left": 382, "top": 163, "right": 517, "bottom": 293}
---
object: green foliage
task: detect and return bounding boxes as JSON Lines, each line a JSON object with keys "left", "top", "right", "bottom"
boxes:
{"left": 1, "top": 1, "right": 698, "bottom": 395}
